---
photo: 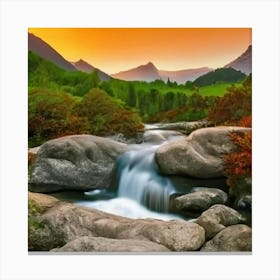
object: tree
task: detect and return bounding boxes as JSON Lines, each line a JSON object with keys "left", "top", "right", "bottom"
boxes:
{"left": 208, "top": 76, "right": 252, "bottom": 125}
{"left": 127, "top": 83, "right": 137, "bottom": 107}
{"left": 28, "top": 88, "right": 77, "bottom": 146}
{"left": 73, "top": 88, "right": 143, "bottom": 136}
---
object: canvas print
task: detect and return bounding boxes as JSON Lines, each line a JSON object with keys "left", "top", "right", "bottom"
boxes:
{"left": 28, "top": 28, "right": 252, "bottom": 253}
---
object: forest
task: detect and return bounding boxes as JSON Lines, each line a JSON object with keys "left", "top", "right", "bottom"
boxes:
{"left": 28, "top": 51, "right": 251, "bottom": 148}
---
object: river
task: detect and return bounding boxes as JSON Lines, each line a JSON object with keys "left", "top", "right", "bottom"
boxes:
{"left": 53, "top": 126, "right": 227, "bottom": 220}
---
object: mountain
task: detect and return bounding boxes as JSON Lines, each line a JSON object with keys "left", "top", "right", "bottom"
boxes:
{"left": 28, "top": 33, "right": 77, "bottom": 72}
{"left": 112, "top": 62, "right": 213, "bottom": 84}
{"left": 71, "top": 59, "right": 111, "bottom": 81}
{"left": 193, "top": 67, "right": 246, "bottom": 86}
{"left": 159, "top": 67, "right": 213, "bottom": 84}
{"left": 224, "top": 45, "right": 252, "bottom": 74}
{"left": 111, "top": 62, "right": 161, "bottom": 82}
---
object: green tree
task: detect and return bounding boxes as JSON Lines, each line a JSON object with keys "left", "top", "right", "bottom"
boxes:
{"left": 127, "top": 83, "right": 137, "bottom": 107}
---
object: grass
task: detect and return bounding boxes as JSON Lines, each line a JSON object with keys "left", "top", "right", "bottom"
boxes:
{"left": 198, "top": 82, "right": 242, "bottom": 97}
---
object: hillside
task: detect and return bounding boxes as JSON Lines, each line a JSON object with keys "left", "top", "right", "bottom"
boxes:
{"left": 224, "top": 45, "right": 252, "bottom": 74}
{"left": 193, "top": 67, "right": 246, "bottom": 86}
{"left": 28, "top": 33, "right": 77, "bottom": 72}
{"left": 28, "top": 51, "right": 100, "bottom": 96}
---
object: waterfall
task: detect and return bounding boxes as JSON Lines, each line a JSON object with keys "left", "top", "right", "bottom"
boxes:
{"left": 116, "top": 146, "right": 175, "bottom": 212}
{"left": 75, "top": 129, "right": 184, "bottom": 220}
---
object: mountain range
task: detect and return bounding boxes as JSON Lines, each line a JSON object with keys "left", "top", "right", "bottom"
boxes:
{"left": 28, "top": 33, "right": 110, "bottom": 81}
{"left": 111, "top": 63, "right": 214, "bottom": 84}
{"left": 28, "top": 32, "right": 251, "bottom": 84}
{"left": 112, "top": 45, "right": 251, "bottom": 83}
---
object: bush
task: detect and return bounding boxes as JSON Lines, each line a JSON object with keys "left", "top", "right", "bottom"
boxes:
{"left": 28, "top": 88, "right": 77, "bottom": 146}
{"left": 73, "top": 88, "right": 144, "bottom": 136}
{"left": 224, "top": 130, "right": 252, "bottom": 199}
{"left": 208, "top": 76, "right": 251, "bottom": 125}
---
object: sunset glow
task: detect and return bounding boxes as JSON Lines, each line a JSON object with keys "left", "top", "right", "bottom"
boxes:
{"left": 28, "top": 28, "right": 251, "bottom": 74}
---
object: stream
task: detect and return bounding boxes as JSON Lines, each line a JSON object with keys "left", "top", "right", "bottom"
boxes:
{"left": 53, "top": 126, "right": 227, "bottom": 221}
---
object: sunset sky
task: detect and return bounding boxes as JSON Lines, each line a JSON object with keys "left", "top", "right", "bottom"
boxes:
{"left": 28, "top": 28, "right": 251, "bottom": 74}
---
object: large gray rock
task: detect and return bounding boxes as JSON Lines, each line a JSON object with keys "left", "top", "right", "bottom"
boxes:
{"left": 201, "top": 224, "right": 252, "bottom": 252}
{"left": 155, "top": 126, "right": 251, "bottom": 178}
{"left": 143, "top": 130, "right": 183, "bottom": 144}
{"left": 29, "top": 135, "right": 127, "bottom": 192}
{"left": 29, "top": 193, "right": 205, "bottom": 252}
{"left": 196, "top": 204, "right": 245, "bottom": 239}
{"left": 51, "top": 236, "right": 170, "bottom": 252}
{"left": 174, "top": 187, "right": 228, "bottom": 212}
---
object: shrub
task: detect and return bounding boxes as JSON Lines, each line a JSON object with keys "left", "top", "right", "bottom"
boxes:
{"left": 224, "top": 130, "right": 252, "bottom": 191}
{"left": 73, "top": 88, "right": 144, "bottom": 136}
{"left": 28, "top": 88, "right": 77, "bottom": 146}
{"left": 208, "top": 76, "right": 251, "bottom": 125}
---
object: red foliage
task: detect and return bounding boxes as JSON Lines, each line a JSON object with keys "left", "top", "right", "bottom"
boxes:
{"left": 224, "top": 131, "right": 252, "bottom": 186}
{"left": 238, "top": 115, "right": 252, "bottom": 128}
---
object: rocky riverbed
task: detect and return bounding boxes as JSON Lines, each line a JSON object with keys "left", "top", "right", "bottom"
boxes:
{"left": 28, "top": 124, "right": 252, "bottom": 252}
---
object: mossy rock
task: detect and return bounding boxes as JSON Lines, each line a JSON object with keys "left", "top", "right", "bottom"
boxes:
{"left": 28, "top": 193, "right": 66, "bottom": 251}
{"left": 28, "top": 218, "right": 66, "bottom": 251}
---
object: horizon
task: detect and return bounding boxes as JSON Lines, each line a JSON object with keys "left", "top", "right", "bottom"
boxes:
{"left": 28, "top": 28, "right": 251, "bottom": 74}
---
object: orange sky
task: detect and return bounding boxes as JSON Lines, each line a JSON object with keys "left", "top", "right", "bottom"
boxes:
{"left": 28, "top": 28, "right": 251, "bottom": 74}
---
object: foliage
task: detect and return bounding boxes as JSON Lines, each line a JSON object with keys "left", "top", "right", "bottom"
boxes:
{"left": 146, "top": 94, "right": 219, "bottom": 123}
{"left": 223, "top": 129, "right": 252, "bottom": 199}
{"left": 28, "top": 200, "right": 44, "bottom": 230}
{"left": 224, "top": 131, "right": 252, "bottom": 179}
{"left": 28, "top": 88, "right": 77, "bottom": 146}
{"left": 29, "top": 87, "right": 144, "bottom": 147}
{"left": 73, "top": 88, "right": 144, "bottom": 136}
{"left": 193, "top": 67, "right": 246, "bottom": 86}
{"left": 28, "top": 199, "right": 43, "bottom": 216}
{"left": 208, "top": 75, "right": 251, "bottom": 125}
{"left": 28, "top": 51, "right": 251, "bottom": 148}
{"left": 29, "top": 51, "right": 100, "bottom": 96}
{"left": 238, "top": 115, "right": 252, "bottom": 128}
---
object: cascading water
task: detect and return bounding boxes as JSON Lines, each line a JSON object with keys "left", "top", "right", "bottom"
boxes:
{"left": 60, "top": 129, "right": 185, "bottom": 220}
{"left": 52, "top": 127, "right": 227, "bottom": 220}
{"left": 116, "top": 145, "right": 175, "bottom": 212}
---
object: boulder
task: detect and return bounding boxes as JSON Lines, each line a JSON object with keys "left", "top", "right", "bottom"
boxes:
{"left": 196, "top": 204, "right": 245, "bottom": 239}
{"left": 237, "top": 195, "right": 252, "bottom": 211}
{"left": 28, "top": 191, "right": 59, "bottom": 212}
{"left": 51, "top": 236, "right": 170, "bottom": 252}
{"left": 145, "top": 121, "right": 209, "bottom": 134}
{"left": 28, "top": 192, "right": 65, "bottom": 251}
{"left": 29, "top": 135, "right": 128, "bottom": 192}
{"left": 29, "top": 193, "right": 205, "bottom": 251}
{"left": 174, "top": 187, "right": 228, "bottom": 212}
{"left": 201, "top": 224, "right": 252, "bottom": 252}
{"left": 28, "top": 218, "right": 66, "bottom": 251}
{"left": 155, "top": 126, "right": 251, "bottom": 178}
{"left": 143, "top": 130, "right": 183, "bottom": 144}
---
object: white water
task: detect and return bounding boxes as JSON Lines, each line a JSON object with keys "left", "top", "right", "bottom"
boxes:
{"left": 79, "top": 129, "right": 184, "bottom": 220}
{"left": 77, "top": 197, "right": 180, "bottom": 221}
{"left": 117, "top": 145, "right": 175, "bottom": 212}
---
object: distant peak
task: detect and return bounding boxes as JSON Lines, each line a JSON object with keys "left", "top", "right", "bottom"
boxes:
{"left": 142, "top": 62, "right": 157, "bottom": 70}
{"left": 75, "top": 59, "right": 87, "bottom": 64}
